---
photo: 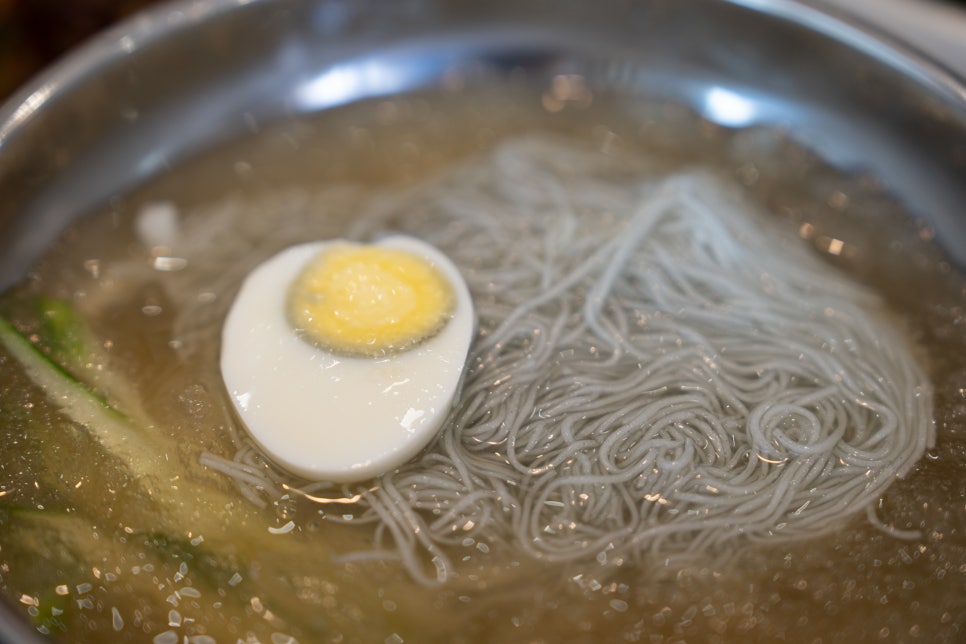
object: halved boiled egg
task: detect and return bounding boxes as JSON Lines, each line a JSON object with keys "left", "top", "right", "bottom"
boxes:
{"left": 220, "top": 235, "right": 474, "bottom": 482}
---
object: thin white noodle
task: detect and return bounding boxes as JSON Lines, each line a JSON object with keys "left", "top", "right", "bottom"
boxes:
{"left": 178, "top": 135, "right": 932, "bottom": 585}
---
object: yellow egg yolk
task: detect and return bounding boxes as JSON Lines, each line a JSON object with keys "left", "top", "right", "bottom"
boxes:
{"left": 286, "top": 243, "right": 455, "bottom": 357}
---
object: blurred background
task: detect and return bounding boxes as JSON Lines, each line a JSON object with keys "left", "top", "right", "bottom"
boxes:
{"left": 0, "top": 0, "right": 165, "bottom": 98}
{"left": 0, "top": 0, "right": 964, "bottom": 101}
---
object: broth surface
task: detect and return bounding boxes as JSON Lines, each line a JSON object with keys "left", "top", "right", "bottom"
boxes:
{"left": 1, "top": 87, "right": 964, "bottom": 643}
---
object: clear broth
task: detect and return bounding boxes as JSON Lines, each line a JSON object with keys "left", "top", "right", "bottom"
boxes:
{"left": 1, "top": 87, "right": 964, "bottom": 643}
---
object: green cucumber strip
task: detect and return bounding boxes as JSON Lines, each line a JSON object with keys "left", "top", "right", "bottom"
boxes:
{"left": 0, "top": 315, "right": 377, "bottom": 626}
{"left": 28, "top": 296, "right": 148, "bottom": 421}
{"left": 36, "top": 297, "right": 86, "bottom": 369}
{"left": 0, "top": 314, "right": 259, "bottom": 535}
{"left": 0, "top": 315, "right": 166, "bottom": 477}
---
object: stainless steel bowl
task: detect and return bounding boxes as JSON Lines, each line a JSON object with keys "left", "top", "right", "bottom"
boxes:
{"left": 2, "top": 0, "right": 964, "bottom": 285}
{"left": 0, "top": 0, "right": 964, "bottom": 641}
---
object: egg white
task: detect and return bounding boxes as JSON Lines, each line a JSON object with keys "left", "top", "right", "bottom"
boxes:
{"left": 220, "top": 235, "right": 474, "bottom": 482}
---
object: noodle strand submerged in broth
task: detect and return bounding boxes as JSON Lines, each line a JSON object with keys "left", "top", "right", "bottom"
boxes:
{"left": 185, "top": 136, "right": 934, "bottom": 583}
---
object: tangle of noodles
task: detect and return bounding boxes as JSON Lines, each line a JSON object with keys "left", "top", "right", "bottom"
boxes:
{"left": 177, "top": 135, "right": 933, "bottom": 585}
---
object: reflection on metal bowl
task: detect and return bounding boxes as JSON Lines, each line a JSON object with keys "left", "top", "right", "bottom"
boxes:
{"left": 0, "top": 0, "right": 964, "bottom": 642}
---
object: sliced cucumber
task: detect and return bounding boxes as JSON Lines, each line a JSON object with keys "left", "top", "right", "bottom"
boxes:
{"left": 0, "top": 315, "right": 167, "bottom": 478}
{"left": 35, "top": 297, "right": 87, "bottom": 369}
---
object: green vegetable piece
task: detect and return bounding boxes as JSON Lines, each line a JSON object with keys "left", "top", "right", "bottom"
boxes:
{"left": 0, "top": 315, "right": 163, "bottom": 477}
{"left": 36, "top": 297, "right": 86, "bottom": 368}
{"left": 29, "top": 587, "right": 71, "bottom": 637}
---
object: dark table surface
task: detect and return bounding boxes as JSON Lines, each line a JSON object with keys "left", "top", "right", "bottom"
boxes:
{"left": 0, "top": 0, "right": 167, "bottom": 100}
